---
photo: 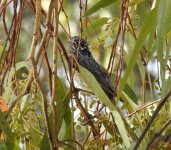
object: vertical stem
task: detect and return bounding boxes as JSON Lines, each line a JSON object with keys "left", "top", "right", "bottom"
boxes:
{"left": 28, "top": 0, "right": 54, "bottom": 149}
{"left": 51, "top": 0, "right": 59, "bottom": 148}
{"left": 79, "top": 0, "right": 83, "bottom": 36}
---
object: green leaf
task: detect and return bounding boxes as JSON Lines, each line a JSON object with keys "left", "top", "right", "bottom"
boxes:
{"left": 30, "top": 123, "right": 42, "bottom": 147}
{"left": 102, "top": 120, "right": 115, "bottom": 136}
{"left": 0, "top": 40, "right": 5, "bottom": 54}
{"left": 147, "top": 26, "right": 156, "bottom": 58}
{"left": 79, "top": 64, "right": 114, "bottom": 110}
{"left": 84, "top": 0, "right": 117, "bottom": 16}
{"left": 54, "top": 76, "right": 70, "bottom": 130}
{"left": 55, "top": 77, "right": 66, "bottom": 100}
{"left": 39, "top": 133, "right": 50, "bottom": 150}
{"left": 59, "top": 104, "right": 74, "bottom": 148}
{"left": 47, "top": 77, "right": 70, "bottom": 146}
{"left": 56, "top": 91, "right": 71, "bottom": 131}
{"left": 162, "top": 76, "right": 171, "bottom": 98}
{"left": 0, "top": 111, "right": 15, "bottom": 150}
{"left": 3, "top": 61, "right": 30, "bottom": 103}
{"left": 0, "top": 142, "right": 7, "bottom": 150}
{"left": 0, "top": 40, "right": 7, "bottom": 61}
{"left": 124, "top": 84, "right": 138, "bottom": 104}
{"left": 156, "top": 1, "right": 171, "bottom": 96}
{"left": 157, "top": 1, "right": 171, "bottom": 69}
{"left": 110, "top": 72, "right": 138, "bottom": 104}
{"left": 78, "top": 65, "right": 130, "bottom": 149}
{"left": 63, "top": 105, "right": 73, "bottom": 140}
{"left": 121, "top": 92, "right": 142, "bottom": 129}
{"left": 161, "top": 40, "right": 171, "bottom": 95}
{"left": 111, "top": 110, "right": 131, "bottom": 149}
{"left": 117, "top": 8, "right": 157, "bottom": 99}
{"left": 83, "top": 17, "right": 108, "bottom": 37}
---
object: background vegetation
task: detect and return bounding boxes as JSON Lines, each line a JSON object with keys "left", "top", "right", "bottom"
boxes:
{"left": 0, "top": 0, "right": 171, "bottom": 149}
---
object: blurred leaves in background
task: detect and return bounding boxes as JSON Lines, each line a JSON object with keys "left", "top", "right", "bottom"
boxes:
{"left": 0, "top": 0, "right": 171, "bottom": 149}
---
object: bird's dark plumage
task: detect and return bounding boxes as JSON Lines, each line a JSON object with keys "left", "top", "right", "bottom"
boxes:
{"left": 70, "top": 36, "right": 116, "bottom": 100}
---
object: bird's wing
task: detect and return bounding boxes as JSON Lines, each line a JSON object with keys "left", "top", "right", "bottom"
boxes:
{"left": 78, "top": 55, "right": 115, "bottom": 99}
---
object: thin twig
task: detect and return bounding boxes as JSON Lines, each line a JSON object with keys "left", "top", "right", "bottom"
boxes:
{"left": 74, "top": 94, "right": 100, "bottom": 138}
{"left": 145, "top": 119, "right": 171, "bottom": 150}
{"left": 133, "top": 90, "right": 171, "bottom": 150}
{"left": 51, "top": 0, "right": 59, "bottom": 148}
{"left": 125, "top": 99, "right": 161, "bottom": 119}
{"left": 62, "top": 139, "right": 85, "bottom": 150}
{"left": 28, "top": 0, "right": 54, "bottom": 149}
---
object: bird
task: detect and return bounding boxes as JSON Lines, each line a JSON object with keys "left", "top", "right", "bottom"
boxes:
{"left": 70, "top": 36, "right": 116, "bottom": 102}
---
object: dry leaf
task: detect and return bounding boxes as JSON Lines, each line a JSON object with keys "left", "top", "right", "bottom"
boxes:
{"left": 0, "top": 96, "right": 9, "bottom": 112}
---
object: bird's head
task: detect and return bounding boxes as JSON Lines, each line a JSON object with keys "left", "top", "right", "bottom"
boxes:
{"left": 70, "top": 36, "right": 92, "bottom": 57}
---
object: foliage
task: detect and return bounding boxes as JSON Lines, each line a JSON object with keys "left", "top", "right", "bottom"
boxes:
{"left": 0, "top": 0, "right": 171, "bottom": 150}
